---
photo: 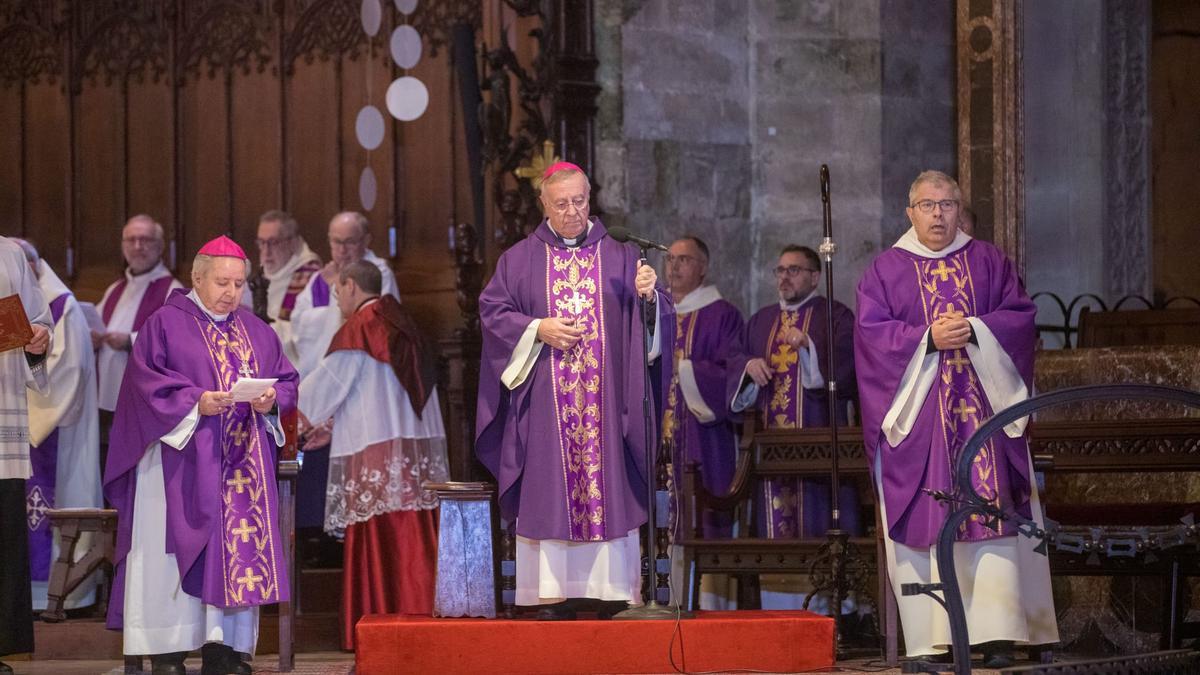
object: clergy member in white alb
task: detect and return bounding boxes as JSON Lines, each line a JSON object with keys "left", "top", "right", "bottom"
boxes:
{"left": 13, "top": 240, "right": 103, "bottom": 611}
{"left": 0, "top": 235, "right": 52, "bottom": 675}
{"left": 289, "top": 211, "right": 398, "bottom": 380}
{"left": 241, "top": 210, "right": 322, "bottom": 365}
{"left": 298, "top": 260, "right": 447, "bottom": 650}
{"left": 94, "top": 215, "right": 183, "bottom": 414}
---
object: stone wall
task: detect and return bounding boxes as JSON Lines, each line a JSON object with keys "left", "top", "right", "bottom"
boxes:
{"left": 596, "top": 0, "right": 955, "bottom": 315}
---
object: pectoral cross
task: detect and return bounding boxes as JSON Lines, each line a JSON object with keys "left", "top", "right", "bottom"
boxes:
{"left": 565, "top": 290, "right": 587, "bottom": 316}
{"left": 232, "top": 517, "right": 259, "bottom": 543}
{"left": 952, "top": 398, "right": 977, "bottom": 423}
{"left": 931, "top": 260, "right": 957, "bottom": 282}
{"left": 239, "top": 362, "right": 253, "bottom": 378}
{"left": 946, "top": 350, "right": 971, "bottom": 374}
{"left": 225, "top": 469, "right": 252, "bottom": 495}
{"left": 236, "top": 568, "right": 264, "bottom": 592}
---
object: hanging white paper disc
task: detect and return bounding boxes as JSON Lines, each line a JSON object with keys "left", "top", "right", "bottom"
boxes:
{"left": 359, "top": 167, "right": 378, "bottom": 212}
{"left": 386, "top": 76, "right": 429, "bottom": 122}
{"left": 355, "top": 105, "right": 386, "bottom": 150}
{"left": 361, "top": 0, "right": 382, "bottom": 37}
{"left": 390, "top": 25, "right": 422, "bottom": 69}
{"left": 395, "top": 0, "right": 418, "bottom": 15}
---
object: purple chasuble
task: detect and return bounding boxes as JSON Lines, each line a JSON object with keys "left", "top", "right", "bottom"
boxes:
{"left": 730, "top": 297, "right": 861, "bottom": 538}
{"left": 476, "top": 218, "right": 675, "bottom": 543}
{"left": 103, "top": 290, "right": 299, "bottom": 629}
{"left": 662, "top": 298, "right": 743, "bottom": 538}
{"left": 308, "top": 273, "right": 331, "bottom": 308}
{"left": 855, "top": 239, "right": 1036, "bottom": 548}
{"left": 25, "top": 293, "right": 70, "bottom": 581}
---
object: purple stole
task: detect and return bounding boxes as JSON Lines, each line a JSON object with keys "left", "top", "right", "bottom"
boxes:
{"left": 662, "top": 312, "right": 698, "bottom": 457}
{"left": 662, "top": 311, "right": 697, "bottom": 537}
{"left": 101, "top": 274, "right": 174, "bottom": 331}
{"left": 308, "top": 273, "right": 332, "bottom": 309}
{"left": 760, "top": 305, "right": 816, "bottom": 538}
{"left": 547, "top": 241, "right": 608, "bottom": 541}
{"left": 280, "top": 260, "right": 323, "bottom": 320}
{"left": 194, "top": 315, "right": 285, "bottom": 604}
{"left": 913, "top": 254, "right": 1012, "bottom": 541}
{"left": 26, "top": 293, "right": 70, "bottom": 581}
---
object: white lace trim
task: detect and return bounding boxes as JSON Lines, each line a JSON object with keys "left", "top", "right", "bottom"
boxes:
{"left": 324, "top": 436, "right": 449, "bottom": 536}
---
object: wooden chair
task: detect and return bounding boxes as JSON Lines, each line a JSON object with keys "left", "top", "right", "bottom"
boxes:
{"left": 674, "top": 419, "right": 891, "bottom": 658}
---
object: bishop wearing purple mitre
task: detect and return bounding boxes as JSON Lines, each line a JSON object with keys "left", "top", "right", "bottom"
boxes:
{"left": 855, "top": 171, "right": 1057, "bottom": 665}
{"left": 104, "top": 236, "right": 299, "bottom": 675}
{"left": 476, "top": 162, "right": 673, "bottom": 620}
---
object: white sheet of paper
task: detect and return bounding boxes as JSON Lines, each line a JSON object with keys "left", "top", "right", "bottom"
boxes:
{"left": 78, "top": 302, "right": 106, "bottom": 334}
{"left": 229, "top": 377, "right": 278, "bottom": 403}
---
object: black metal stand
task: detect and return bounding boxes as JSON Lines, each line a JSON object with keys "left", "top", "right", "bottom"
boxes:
{"left": 917, "top": 384, "right": 1200, "bottom": 675}
{"left": 801, "top": 165, "right": 878, "bottom": 653}
{"left": 615, "top": 248, "right": 691, "bottom": 620}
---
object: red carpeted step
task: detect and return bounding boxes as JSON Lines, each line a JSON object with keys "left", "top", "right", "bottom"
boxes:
{"left": 356, "top": 610, "right": 834, "bottom": 674}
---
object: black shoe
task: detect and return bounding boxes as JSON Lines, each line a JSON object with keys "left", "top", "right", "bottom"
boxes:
{"left": 535, "top": 602, "right": 577, "bottom": 621}
{"left": 201, "top": 642, "right": 252, "bottom": 675}
{"left": 150, "top": 651, "right": 188, "bottom": 675}
{"left": 596, "top": 600, "right": 629, "bottom": 620}
{"left": 0, "top": 661, "right": 13, "bottom": 675}
{"left": 980, "top": 640, "right": 1014, "bottom": 669}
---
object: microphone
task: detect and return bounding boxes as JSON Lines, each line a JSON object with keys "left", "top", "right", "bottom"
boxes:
{"left": 607, "top": 225, "right": 669, "bottom": 252}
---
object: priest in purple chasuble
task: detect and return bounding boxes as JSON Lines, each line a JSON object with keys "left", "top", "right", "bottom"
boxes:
{"left": 660, "top": 235, "right": 744, "bottom": 611}
{"left": 660, "top": 236, "right": 744, "bottom": 540}
{"left": 855, "top": 170, "right": 1057, "bottom": 663}
{"left": 104, "top": 236, "right": 298, "bottom": 675}
{"left": 12, "top": 240, "right": 104, "bottom": 612}
{"left": 476, "top": 163, "right": 674, "bottom": 619}
{"left": 728, "top": 245, "right": 862, "bottom": 542}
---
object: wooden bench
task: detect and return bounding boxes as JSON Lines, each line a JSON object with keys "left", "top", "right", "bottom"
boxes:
{"left": 41, "top": 508, "right": 118, "bottom": 622}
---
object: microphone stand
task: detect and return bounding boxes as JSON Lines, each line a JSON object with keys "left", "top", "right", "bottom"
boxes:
{"left": 615, "top": 246, "right": 689, "bottom": 620}
{"left": 801, "top": 165, "right": 876, "bottom": 656}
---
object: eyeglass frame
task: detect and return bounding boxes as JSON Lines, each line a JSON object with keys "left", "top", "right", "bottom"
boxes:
{"left": 255, "top": 234, "right": 296, "bottom": 250}
{"left": 545, "top": 195, "right": 589, "bottom": 215}
{"left": 909, "top": 199, "right": 960, "bottom": 214}
{"left": 773, "top": 265, "right": 819, "bottom": 278}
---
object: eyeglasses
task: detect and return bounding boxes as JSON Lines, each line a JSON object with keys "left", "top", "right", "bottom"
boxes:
{"left": 256, "top": 235, "right": 295, "bottom": 249}
{"left": 774, "top": 265, "right": 818, "bottom": 278}
{"left": 329, "top": 236, "right": 365, "bottom": 248}
{"left": 665, "top": 254, "right": 701, "bottom": 266}
{"left": 547, "top": 195, "right": 588, "bottom": 214}
{"left": 121, "top": 236, "right": 160, "bottom": 247}
{"left": 910, "top": 199, "right": 960, "bottom": 214}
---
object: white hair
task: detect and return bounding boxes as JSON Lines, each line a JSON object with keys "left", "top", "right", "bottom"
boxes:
{"left": 908, "top": 170, "right": 963, "bottom": 205}
{"left": 125, "top": 214, "right": 166, "bottom": 241}
{"left": 191, "top": 253, "right": 250, "bottom": 283}
{"left": 331, "top": 211, "right": 370, "bottom": 238}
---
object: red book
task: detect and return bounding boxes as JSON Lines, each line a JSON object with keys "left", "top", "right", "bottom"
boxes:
{"left": 0, "top": 293, "right": 33, "bottom": 353}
